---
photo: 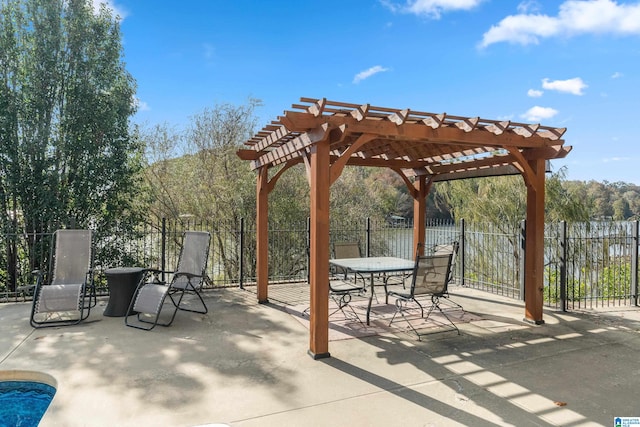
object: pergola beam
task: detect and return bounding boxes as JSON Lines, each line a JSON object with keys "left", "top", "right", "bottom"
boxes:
{"left": 280, "top": 111, "right": 558, "bottom": 147}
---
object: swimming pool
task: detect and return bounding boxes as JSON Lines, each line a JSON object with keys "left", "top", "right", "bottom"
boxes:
{"left": 0, "top": 371, "right": 57, "bottom": 427}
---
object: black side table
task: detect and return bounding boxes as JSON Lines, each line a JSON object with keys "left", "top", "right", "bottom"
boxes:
{"left": 104, "top": 267, "right": 146, "bottom": 317}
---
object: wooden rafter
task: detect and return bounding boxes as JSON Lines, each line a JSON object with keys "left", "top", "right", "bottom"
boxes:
{"left": 245, "top": 104, "right": 567, "bottom": 174}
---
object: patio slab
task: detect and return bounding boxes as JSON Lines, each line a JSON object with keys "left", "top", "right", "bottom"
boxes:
{"left": 1, "top": 285, "right": 639, "bottom": 426}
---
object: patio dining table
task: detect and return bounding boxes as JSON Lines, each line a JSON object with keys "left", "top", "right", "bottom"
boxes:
{"left": 329, "top": 256, "right": 415, "bottom": 325}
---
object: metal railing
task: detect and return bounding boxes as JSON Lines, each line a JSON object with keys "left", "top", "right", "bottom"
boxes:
{"left": 1, "top": 217, "right": 639, "bottom": 311}
{"left": 544, "top": 221, "right": 639, "bottom": 310}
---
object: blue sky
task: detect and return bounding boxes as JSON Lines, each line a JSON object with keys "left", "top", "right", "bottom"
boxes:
{"left": 100, "top": 0, "right": 640, "bottom": 184}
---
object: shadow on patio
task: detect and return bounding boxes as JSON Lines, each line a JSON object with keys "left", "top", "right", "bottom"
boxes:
{"left": 266, "top": 281, "right": 475, "bottom": 341}
{"left": 1, "top": 283, "right": 639, "bottom": 426}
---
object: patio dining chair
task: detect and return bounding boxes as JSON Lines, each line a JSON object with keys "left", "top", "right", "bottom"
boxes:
{"left": 432, "top": 241, "right": 464, "bottom": 310}
{"left": 328, "top": 278, "right": 366, "bottom": 323}
{"left": 329, "top": 241, "right": 367, "bottom": 321}
{"left": 332, "top": 241, "right": 364, "bottom": 281}
{"left": 30, "top": 229, "right": 96, "bottom": 328}
{"left": 387, "top": 253, "right": 459, "bottom": 339}
{"left": 125, "top": 231, "right": 211, "bottom": 330}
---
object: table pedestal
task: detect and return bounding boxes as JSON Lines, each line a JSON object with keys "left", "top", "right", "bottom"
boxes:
{"left": 104, "top": 267, "right": 146, "bottom": 317}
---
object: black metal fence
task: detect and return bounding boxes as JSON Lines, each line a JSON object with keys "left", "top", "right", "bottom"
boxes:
{"left": 1, "top": 217, "right": 639, "bottom": 311}
{"left": 544, "top": 221, "right": 639, "bottom": 310}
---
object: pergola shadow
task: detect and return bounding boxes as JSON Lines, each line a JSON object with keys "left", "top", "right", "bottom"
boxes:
{"left": 258, "top": 282, "right": 640, "bottom": 424}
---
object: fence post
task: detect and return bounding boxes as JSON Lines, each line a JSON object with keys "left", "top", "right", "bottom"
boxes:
{"left": 460, "top": 218, "right": 465, "bottom": 287}
{"left": 366, "top": 217, "right": 371, "bottom": 257}
{"left": 632, "top": 220, "right": 639, "bottom": 306}
{"left": 519, "top": 220, "right": 526, "bottom": 301}
{"left": 6, "top": 219, "right": 17, "bottom": 292}
{"left": 560, "top": 221, "right": 568, "bottom": 312}
{"left": 161, "top": 217, "right": 166, "bottom": 283}
{"left": 239, "top": 217, "right": 245, "bottom": 289}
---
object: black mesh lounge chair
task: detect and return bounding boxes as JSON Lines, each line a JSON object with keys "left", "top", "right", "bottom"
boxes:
{"left": 387, "top": 253, "right": 459, "bottom": 339}
{"left": 30, "top": 229, "right": 95, "bottom": 328}
{"left": 125, "top": 231, "right": 211, "bottom": 330}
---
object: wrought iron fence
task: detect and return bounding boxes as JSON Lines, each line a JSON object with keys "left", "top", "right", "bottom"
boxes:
{"left": 544, "top": 221, "right": 639, "bottom": 310}
{"left": 1, "top": 216, "right": 639, "bottom": 311}
{"left": 461, "top": 220, "right": 523, "bottom": 299}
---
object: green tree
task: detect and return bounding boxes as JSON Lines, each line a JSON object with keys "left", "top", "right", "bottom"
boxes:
{"left": 185, "top": 101, "right": 261, "bottom": 224}
{"left": 612, "top": 199, "right": 631, "bottom": 220}
{"left": 542, "top": 167, "right": 591, "bottom": 222}
{"left": 435, "top": 168, "right": 590, "bottom": 225}
{"left": 434, "top": 168, "right": 590, "bottom": 289}
{"left": 142, "top": 101, "right": 264, "bottom": 279}
{"left": 141, "top": 123, "right": 186, "bottom": 220}
{"left": 586, "top": 181, "right": 613, "bottom": 219}
{"left": 0, "top": 0, "right": 144, "bottom": 287}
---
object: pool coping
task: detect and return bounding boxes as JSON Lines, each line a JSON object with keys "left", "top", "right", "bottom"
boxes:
{"left": 0, "top": 370, "right": 57, "bottom": 389}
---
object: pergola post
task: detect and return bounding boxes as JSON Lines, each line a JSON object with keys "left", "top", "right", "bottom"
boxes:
{"left": 523, "top": 158, "right": 546, "bottom": 324}
{"left": 308, "top": 142, "right": 331, "bottom": 359}
{"left": 256, "top": 167, "right": 269, "bottom": 303}
{"left": 412, "top": 176, "right": 431, "bottom": 256}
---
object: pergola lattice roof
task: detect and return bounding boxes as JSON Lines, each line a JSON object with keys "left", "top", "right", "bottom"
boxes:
{"left": 240, "top": 97, "right": 571, "bottom": 181}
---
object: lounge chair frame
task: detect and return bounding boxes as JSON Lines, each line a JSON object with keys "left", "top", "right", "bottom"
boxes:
{"left": 125, "top": 231, "right": 211, "bottom": 331}
{"left": 30, "top": 229, "right": 95, "bottom": 328}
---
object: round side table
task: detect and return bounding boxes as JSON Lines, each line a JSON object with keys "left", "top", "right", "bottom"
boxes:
{"left": 103, "top": 267, "right": 146, "bottom": 317}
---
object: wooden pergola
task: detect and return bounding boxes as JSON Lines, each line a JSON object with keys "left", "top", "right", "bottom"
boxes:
{"left": 237, "top": 97, "right": 571, "bottom": 359}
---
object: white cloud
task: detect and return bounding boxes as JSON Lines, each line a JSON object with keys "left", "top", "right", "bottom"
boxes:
{"left": 517, "top": 0, "right": 542, "bottom": 14}
{"left": 353, "top": 65, "right": 389, "bottom": 84}
{"left": 527, "top": 88, "right": 543, "bottom": 97}
{"left": 603, "top": 156, "right": 631, "bottom": 162}
{"left": 479, "top": 0, "right": 640, "bottom": 48}
{"left": 521, "top": 106, "right": 558, "bottom": 122}
{"left": 134, "top": 98, "right": 150, "bottom": 112}
{"left": 92, "top": 0, "right": 127, "bottom": 20}
{"left": 381, "top": 0, "right": 484, "bottom": 19}
{"left": 611, "top": 71, "right": 623, "bottom": 79}
{"left": 542, "top": 77, "right": 587, "bottom": 95}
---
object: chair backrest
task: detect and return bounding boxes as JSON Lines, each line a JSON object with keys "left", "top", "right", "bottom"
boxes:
{"left": 410, "top": 253, "right": 452, "bottom": 297}
{"left": 176, "top": 231, "right": 211, "bottom": 280}
{"left": 51, "top": 229, "right": 92, "bottom": 286}
{"left": 333, "top": 242, "right": 361, "bottom": 259}
{"left": 433, "top": 241, "right": 459, "bottom": 284}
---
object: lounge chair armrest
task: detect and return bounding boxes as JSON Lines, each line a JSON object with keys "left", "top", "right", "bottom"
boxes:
{"left": 31, "top": 269, "right": 46, "bottom": 287}
{"left": 146, "top": 268, "right": 172, "bottom": 275}
{"left": 173, "top": 272, "right": 204, "bottom": 280}
{"left": 143, "top": 268, "right": 177, "bottom": 285}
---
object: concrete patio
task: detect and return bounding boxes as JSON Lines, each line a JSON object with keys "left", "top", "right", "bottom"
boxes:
{"left": 1, "top": 284, "right": 639, "bottom": 426}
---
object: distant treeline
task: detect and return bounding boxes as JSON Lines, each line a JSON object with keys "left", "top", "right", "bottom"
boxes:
{"left": 394, "top": 177, "right": 640, "bottom": 222}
